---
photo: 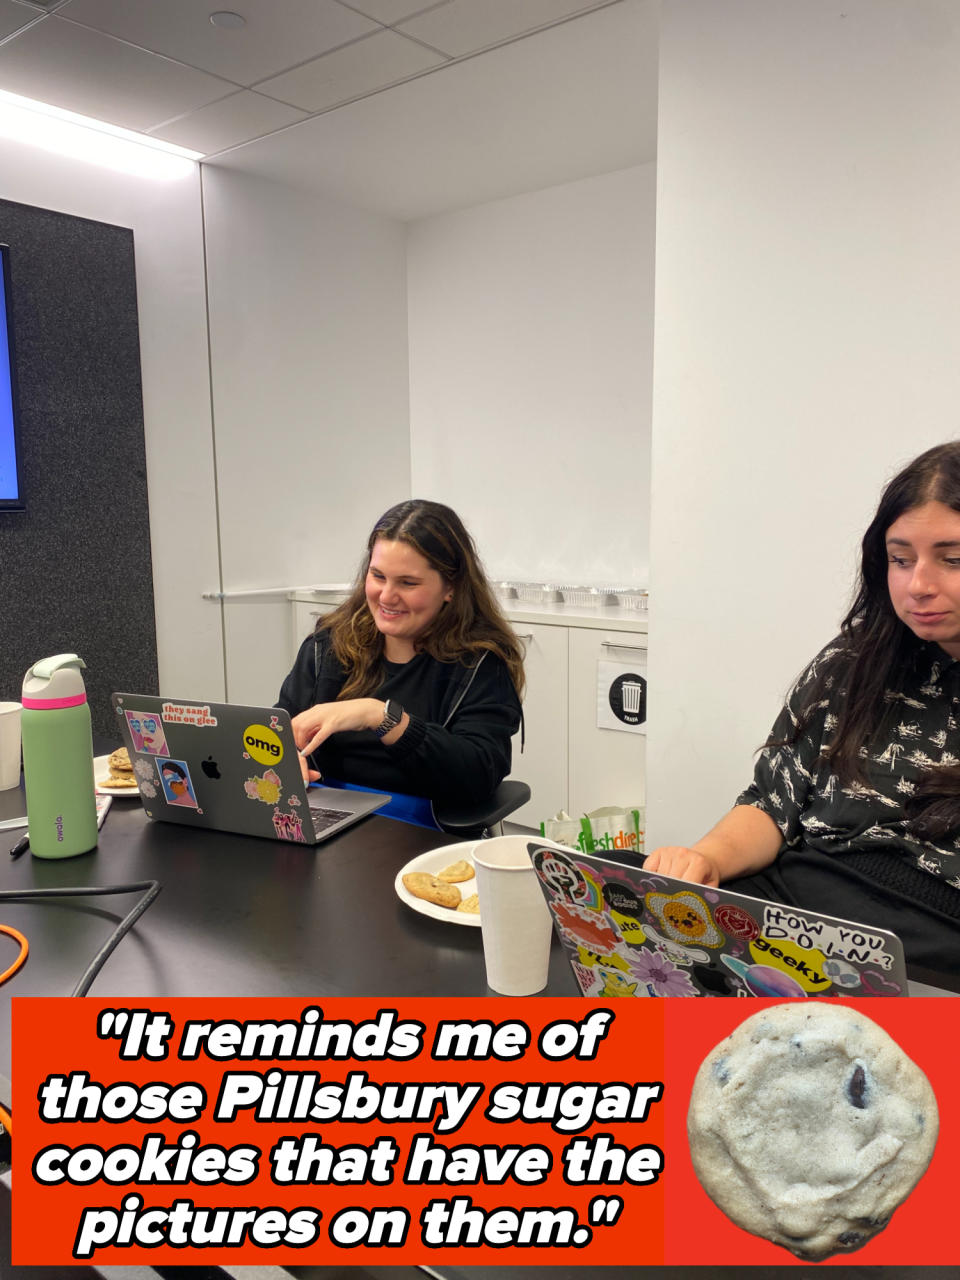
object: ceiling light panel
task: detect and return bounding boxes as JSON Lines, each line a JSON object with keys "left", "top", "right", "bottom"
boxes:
{"left": 57, "top": 0, "right": 380, "bottom": 86}
{"left": 0, "top": 87, "right": 201, "bottom": 179}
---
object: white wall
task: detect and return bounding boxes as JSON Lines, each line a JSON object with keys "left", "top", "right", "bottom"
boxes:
{"left": 407, "top": 164, "right": 655, "bottom": 586}
{"left": 647, "top": 0, "right": 960, "bottom": 848}
{"left": 0, "top": 136, "right": 223, "bottom": 701}
{"left": 200, "top": 166, "right": 411, "bottom": 704}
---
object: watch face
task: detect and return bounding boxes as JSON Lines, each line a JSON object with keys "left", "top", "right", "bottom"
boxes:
{"left": 378, "top": 701, "right": 402, "bottom": 736}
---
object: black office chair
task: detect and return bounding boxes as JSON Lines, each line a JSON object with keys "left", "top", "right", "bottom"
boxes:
{"left": 433, "top": 779, "right": 532, "bottom": 839}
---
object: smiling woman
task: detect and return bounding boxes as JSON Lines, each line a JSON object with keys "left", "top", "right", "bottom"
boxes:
{"left": 645, "top": 442, "right": 960, "bottom": 978}
{"left": 364, "top": 538, "right": 454, "bottom": 663}
{"left": 275, "top": 500, "right": 524, "bottom": 813}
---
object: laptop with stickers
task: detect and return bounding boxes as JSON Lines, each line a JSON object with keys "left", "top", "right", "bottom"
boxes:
{"left": 110, "top": 693, "right": 389, "bottom": 845}
{"left": 527, "top": 841, "right": 910, "bottom": 998}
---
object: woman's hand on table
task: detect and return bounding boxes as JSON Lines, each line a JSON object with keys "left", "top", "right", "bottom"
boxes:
{"left": 292, "top": 699, "right": 387, "bottom": 756}
{"left": 644, "top": 846, "right": 721, "bottom": 887}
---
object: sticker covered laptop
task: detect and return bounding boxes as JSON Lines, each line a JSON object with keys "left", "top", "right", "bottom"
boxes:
{"left": 529, "top": 842, "right": 909, "bottom": 997}
{"left": 111, "top": 693, "right": 388, "bottom": 845}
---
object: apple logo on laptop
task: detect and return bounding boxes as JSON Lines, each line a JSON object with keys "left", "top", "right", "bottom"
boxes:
{"left": 201, "top": 756, "right": 221, "bottom": 780}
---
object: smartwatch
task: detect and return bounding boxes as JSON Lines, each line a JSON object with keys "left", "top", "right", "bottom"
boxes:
{"left": 375, "top": 699, "right": 404, "bottom": 739}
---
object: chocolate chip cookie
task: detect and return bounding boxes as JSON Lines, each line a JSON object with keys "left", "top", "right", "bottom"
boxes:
{"left": 687, "top": 1003, "right": 938, "bottom": 1260}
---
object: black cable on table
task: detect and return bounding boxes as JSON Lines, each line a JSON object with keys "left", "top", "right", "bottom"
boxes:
{"left": 0, "top": 880, "right": 161, "bottom": 996}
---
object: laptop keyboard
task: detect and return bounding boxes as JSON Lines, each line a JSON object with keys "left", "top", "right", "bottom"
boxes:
{"left": 307, "top": 799, "right": 354, "bottom": 836}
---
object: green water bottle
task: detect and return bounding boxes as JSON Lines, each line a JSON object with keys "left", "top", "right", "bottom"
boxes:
{"left": 21, "top": 654, "right": 98, "bottom": 858}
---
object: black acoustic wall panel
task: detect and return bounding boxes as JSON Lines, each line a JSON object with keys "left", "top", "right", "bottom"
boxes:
{"left": 0, "top": 198, "right": 158, "bottom": 743}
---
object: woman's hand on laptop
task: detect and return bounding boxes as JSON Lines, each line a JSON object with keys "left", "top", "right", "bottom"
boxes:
{"left": 292, "top": 699, "right": 385, "bottom": 756}
{"left": 297, "top": 751, "right": 322, "bottom": 786}
{"left": 644, "top": 846, "right": 721, "bottom": 887}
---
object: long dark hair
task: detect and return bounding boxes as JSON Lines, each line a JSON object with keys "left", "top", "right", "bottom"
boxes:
{"left": 788, "top": 441, "right": 960, "bottom": 837}
{"left": 318, "top": 499, "right": 525, "bottom": 700}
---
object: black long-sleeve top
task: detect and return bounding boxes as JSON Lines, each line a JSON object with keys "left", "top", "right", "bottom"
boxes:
{"left": 276, "top": 631, "right": 522, "bottom": 806}
{"left": 736, "top": 637, "right": 960, "bottom": 888}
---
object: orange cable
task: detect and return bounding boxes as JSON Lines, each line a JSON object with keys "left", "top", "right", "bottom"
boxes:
{"left": 0, "top": 922, "right": 29, "bottom": 986}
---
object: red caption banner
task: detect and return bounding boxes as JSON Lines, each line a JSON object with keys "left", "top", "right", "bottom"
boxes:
{"left": 10, "top": 997, "right": 956, "bottom": 1267}
{"left": 12, "top": 997, "right": 667, "bottom": 1266}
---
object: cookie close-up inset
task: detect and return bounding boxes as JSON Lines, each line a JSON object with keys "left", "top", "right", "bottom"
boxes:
{"left": 687, "top": 1002, "right": 938, "bottom": 1261}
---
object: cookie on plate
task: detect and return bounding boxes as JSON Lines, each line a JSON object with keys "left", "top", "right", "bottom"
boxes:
{"left": 108, "top": 747, "right": 133, "bottom": 774}
{"left": 401, "top": 872, "right": 460, "bottom": 910}
{"left": 687, "top": 1003, "right": 938, "bottom": 1261}
{"left": 457, "top": 893, "right": 480, "bottom": 914}
{"left": 103, "top": 772, "right": 138, "bottom": 788}
{"left": 437, "top": 859, "right": 474, "bottom": 883}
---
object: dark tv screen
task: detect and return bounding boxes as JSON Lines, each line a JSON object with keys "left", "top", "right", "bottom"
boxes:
{"left": 0, "top": 243, "right": 23, "bottom": 511}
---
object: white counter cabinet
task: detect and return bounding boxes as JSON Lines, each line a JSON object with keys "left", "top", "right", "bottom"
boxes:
{"left": 289, "top": 593, "right": 647, "bottom": 827}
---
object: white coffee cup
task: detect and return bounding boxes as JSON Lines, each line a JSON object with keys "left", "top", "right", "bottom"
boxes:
{"left": 473, "top": 834, "right": 554, "bottom": 996}
{"left": 0, "top": 701, "right": 22, "bottom": 791}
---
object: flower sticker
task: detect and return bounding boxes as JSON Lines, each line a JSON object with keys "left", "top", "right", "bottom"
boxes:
{"left": 630, "top": 949, "right": 699, "bottom": 997}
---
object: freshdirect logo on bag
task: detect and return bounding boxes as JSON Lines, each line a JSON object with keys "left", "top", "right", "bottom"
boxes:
{"left": 576, "top": 828, "right": 643, "bottom": 853}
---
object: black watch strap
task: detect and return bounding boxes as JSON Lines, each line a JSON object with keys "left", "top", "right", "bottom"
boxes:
{"left": 375, "top": 699, "right": 403, "bottom": 739}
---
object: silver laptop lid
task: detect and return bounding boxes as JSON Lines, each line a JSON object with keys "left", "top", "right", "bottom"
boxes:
{"left": 111, "top": 693, "right": 387, "bottom": 845}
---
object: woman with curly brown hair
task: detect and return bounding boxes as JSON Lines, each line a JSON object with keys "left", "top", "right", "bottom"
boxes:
{"left": 647, "top": 442, "right": 960, "bottom": 974}
{"left": 277, "top": 500, "right": 524, "bottom": 815}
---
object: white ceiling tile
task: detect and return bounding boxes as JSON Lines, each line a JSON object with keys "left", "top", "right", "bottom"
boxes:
{"left": 257, "top": 28, "right": 445, "bottom": 112}
{"left": 337, "top": 0, "right": 450, "bottom": 26}
{"left": 57, "top": 0, "right": 380, "bottom": 87}
{"left": 0, "top": 16, "right": 235, "bottom": 129}
{"left": 399, "top": 0, "right": 607, "bottom": 57}
{"left": 0, "top": 0, "right": 41, "bottom": 40}
{"left": 147, "top": 89, "right": 307, "bottom": 155}
{"left": 215, "top": 0, "right": 656, "bottom": 222}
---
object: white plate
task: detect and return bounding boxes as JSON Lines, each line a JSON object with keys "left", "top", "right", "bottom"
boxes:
{"left": 395, "top": 841, "right": 480, "bottom": 927}
{"left": 94, "top": 754, "right": 141, "bottom": 798}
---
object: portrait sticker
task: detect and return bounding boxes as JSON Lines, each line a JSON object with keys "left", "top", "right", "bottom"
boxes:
{"left": 156, "top": 758, "right": 200, "bottom": 810}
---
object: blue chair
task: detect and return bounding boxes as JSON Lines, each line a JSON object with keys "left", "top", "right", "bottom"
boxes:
{"left": 316, "top": 777, "right": 531, "bottom": 838}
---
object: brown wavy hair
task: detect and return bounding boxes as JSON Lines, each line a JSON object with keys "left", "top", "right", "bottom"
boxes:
{"left": 785, "top": 441, "right": 960, "bottom": 837}
{"left": 318, "top": 499, "right": 525, "bottom": 701}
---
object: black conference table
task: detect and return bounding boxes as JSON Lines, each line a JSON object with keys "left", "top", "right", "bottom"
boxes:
{"left": 0, "top": 783, "right": 956, "bottom": 1076}
{"left": 2, "top": 790, "right": 956, "bottom": 1280}
{"left": 0, "top": 793, "right": 580, "bottom": 1079}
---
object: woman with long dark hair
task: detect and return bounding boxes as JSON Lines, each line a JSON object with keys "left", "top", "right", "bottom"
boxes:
{"left": 277, "top": 500, "right": 524, "bottom": 811}
{"left": 647, "top": 442, "right": 960, "bottom": 972}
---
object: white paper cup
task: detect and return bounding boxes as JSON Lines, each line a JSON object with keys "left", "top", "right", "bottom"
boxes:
{"left": 0, "top": 702, "right": 22, "bottom": 791}
{"left": 473, "top": 835, "right": 554, "bottom": 996}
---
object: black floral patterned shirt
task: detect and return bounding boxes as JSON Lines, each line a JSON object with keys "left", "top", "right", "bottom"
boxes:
{"left": 736, "top": 639, "right": 960, "bottom": 888}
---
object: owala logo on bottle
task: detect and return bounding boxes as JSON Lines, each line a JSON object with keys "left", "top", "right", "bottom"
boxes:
{"left": 56, "top": 814, "right": 64, "bottom": 842}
